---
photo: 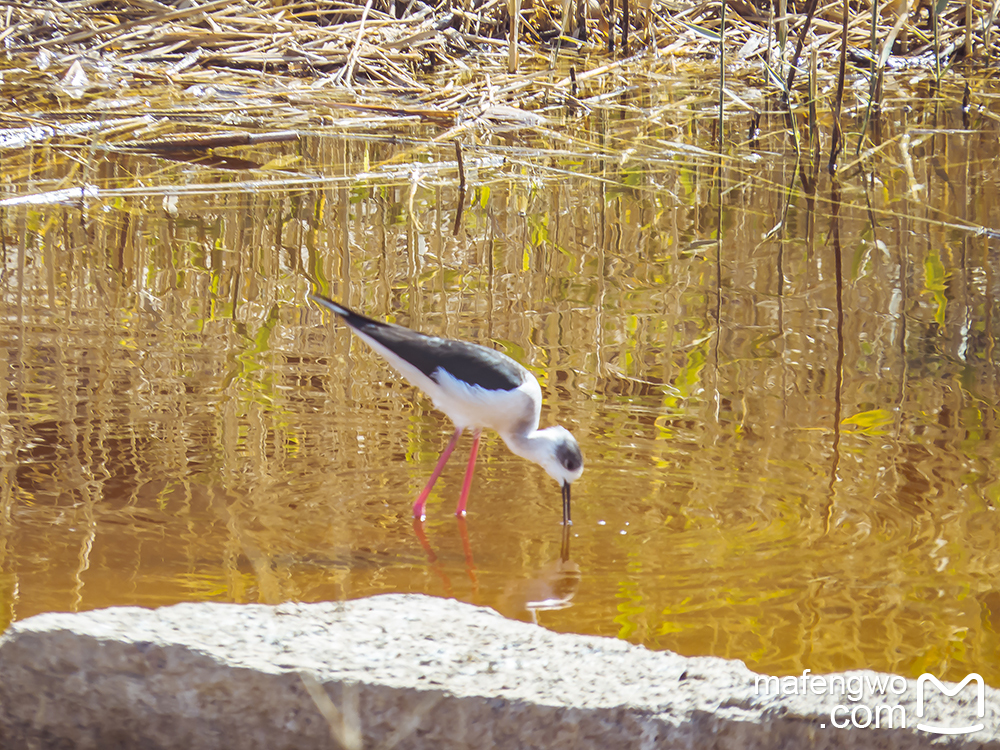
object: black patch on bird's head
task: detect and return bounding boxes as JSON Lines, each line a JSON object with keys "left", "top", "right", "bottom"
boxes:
{"left": 556, "top": 440, "right": 583, "bottom": 473}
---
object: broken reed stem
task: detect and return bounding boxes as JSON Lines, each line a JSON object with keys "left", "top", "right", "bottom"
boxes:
{"left": 869, "top": 0, "right": 879, "bottom": 86}
{"left": 453, "top": 140, "right": 466, "bottom": 236}
{"left": 784, "top": 0, "right": 819, "bottom": 103}
{"left": 932, "top": 0, "right": 942, "bottom": 86}
{"left": 766, "top": 1, "right": 773, "bottom": 74}
{"left": 986, "top": 1, "right": 997, "bottom": 65}
{"left": 343, "top": 0, "right": 374, "bottom": 87}
{"left": 966, "top": 0, "right": 974, "bottom": 57}
{"left": 808, "top": 46, "right": 818, "bottom": 153}
{"left": 828, "top": 0, "right": 848, "bottom": 173}
{"left": 778, "top": 0, "right": 787, "bottom": 74}
{"left": 622, "top": 0, "right": 629, "bottom": 55}
{"left": 607, "top": 0, "right": 615, "bottom": 52}
{"left": 854, "top": 0, "right": 878, "bottom": 155}
{"left": 508, "top": 0, "right": 520, "bottom": 73}
{"left": 555, "top": 0, "right": 572, "bottom": 57}
{"left": 118, "top": 131, "right": 299, "bottom": 152}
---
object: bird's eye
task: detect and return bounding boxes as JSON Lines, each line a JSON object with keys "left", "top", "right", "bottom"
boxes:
{"left": 556, "top": 442, "right": 583, "bottom": 472}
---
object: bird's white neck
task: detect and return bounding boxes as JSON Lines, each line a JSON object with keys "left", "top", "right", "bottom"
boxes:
{"left": 498, "top": 424, "right": 583, "bottom": 489}
{"left": 500, "top": 426, "right": 556, "bottom": 464}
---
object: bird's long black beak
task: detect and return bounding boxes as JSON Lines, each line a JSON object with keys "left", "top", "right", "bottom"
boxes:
{"left": 562, "top": 482, "right": 572, "bottom": 526}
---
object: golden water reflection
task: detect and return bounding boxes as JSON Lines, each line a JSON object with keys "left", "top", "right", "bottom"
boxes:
{"left": 1, "top": 68, "right": 999, "bottom": 687}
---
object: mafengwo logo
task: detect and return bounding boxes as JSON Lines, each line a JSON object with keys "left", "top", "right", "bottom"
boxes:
{"left": 916, "top": 673, "right": 985, "bottom": 735}
{"left": 754, "top": 669, "right": 990, "bottom": 732}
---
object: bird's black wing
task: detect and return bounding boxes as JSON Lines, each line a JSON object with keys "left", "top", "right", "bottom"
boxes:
{"left": 311, "top": 294, "right": 525, "bottom": 391}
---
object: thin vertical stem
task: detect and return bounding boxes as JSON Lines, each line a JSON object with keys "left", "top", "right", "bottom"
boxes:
{"left": 809, "top": 46, "right": 818, "bottom": 152}
{"left": 766, "top": 0, "right": 773, "bottom": 74}
{"left": 554, "top": 0, "right": 572, "bottom": 58}
{"left": 828, "top": 0, "right": 848, "bottom": 172}
{"left": 966, "top": 0, "right": 973, "bottom": 57}
{"left": 508, "top": 0, "right": 520, "bottom": 73}
{"left": 855, "top": 0, "right": 880, "bottom": 155}
{"left": 778, "top": 0, "right": 787, "bottom": 74}
{"left": 607, "top": 0, "right": 615, "bottom": 53}
{"left": 932, "top": 0, "right": 942, "bottom": 85}
{"left": 784, "top": 0, "right": 819, "bottom": 103}
{"left": 719, "top": 0, "right": 726, "bottom": 153}
{"left": 622, "top": 0, "right": 629, "bottom": 54}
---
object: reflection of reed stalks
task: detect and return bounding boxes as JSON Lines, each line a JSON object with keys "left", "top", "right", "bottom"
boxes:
{"left": 825, "top": 177, "right": 845, "bottom": 533}
{"left": 453, "top": 140, "right": 466, "bottom": 235}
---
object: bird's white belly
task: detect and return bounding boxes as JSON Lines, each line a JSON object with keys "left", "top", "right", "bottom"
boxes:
{"left": 426, "top": 368, "right": 540, "bottom": 433}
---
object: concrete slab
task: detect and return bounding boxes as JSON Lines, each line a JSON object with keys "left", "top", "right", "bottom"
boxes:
{"left": 0, "top": 594, "right": 996, "bottom": 749}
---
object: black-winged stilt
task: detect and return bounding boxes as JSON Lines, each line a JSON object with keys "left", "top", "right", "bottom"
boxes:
{"left": 309, "top": 294, "right": 583, "bottom": 524}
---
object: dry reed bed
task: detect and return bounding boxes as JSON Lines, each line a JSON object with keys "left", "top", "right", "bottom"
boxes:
{"left": 1, "top": 0, "right": 996, "bottom": 115}
{"left": 0, "top": 0, "right": 994, "bottom": 187}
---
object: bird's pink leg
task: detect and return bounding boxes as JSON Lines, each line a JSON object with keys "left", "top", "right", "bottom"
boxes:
{"left": 455, "top": 429, "right": 482, "bottom": 517}
{"left": 412, "top": 428, "right": 463, "bottom": 520}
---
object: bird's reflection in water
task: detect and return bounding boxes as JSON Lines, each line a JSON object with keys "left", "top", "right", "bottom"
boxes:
{"left": 411, "top": 517, "right": 479, "bottom": 596}
{"left": 498, "top": 525, "right": 581, "bottom": 624}
{"left": 411, "top": 519, "right": 580, "bottom": 624}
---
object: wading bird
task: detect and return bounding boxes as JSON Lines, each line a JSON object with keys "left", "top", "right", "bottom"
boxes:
{"left": 310, "top": 294, "right": 583, "bottom": 524}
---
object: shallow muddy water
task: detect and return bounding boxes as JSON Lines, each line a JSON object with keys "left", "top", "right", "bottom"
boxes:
{"left": 1, "top": 61, "right": 999, "bottom": 687}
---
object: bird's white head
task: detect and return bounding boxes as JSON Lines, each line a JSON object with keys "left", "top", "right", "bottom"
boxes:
{"left": 533, "top": 425, "right": 584, "bottom": 487}
{"left": 499, "top": 423, "right": 583, "bottom": 525}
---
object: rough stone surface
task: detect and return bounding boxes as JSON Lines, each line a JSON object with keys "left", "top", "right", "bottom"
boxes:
{"left": 0, "top": 594, "right": 996, "bottom": 749}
